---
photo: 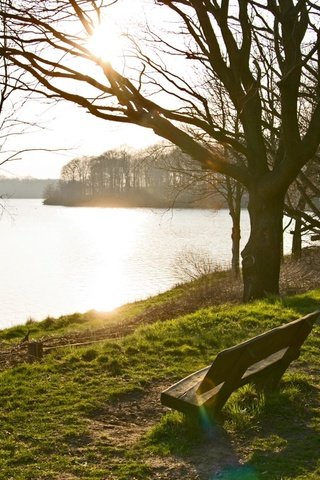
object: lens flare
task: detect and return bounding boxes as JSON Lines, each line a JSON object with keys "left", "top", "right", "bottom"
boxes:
{"left": 210, "top": 465, "right": 257, "bottom": 479}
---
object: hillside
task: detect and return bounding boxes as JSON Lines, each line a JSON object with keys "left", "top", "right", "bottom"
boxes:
{"left": 0, "top": 262, "right": 319, "bottom": 479}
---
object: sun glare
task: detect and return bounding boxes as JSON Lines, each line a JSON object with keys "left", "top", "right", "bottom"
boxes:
{"left": 87, "top": 21, "right": 124, "bottom": 68}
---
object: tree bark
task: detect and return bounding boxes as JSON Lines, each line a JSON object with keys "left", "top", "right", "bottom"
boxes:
{"left": 241, "top": 190, "right": 285, "bottom": 301}
{"left": 231, "top": 215, "right": 241, "bottom": 277}
{"left": 291, "top": 194, "right": 306, "bottom": 259}
{"left": 291, "top": 217, "right": 302, "bottom": 259}
{"left": 226, "top": 176, "right": 243, "bottom": 277}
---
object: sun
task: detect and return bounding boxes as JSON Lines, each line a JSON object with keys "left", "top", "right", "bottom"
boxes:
{"left": 87, "top": 21, "right": 125, "bottom": 68}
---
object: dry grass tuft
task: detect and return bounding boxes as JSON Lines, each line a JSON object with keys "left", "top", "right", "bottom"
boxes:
{"left": 280, "top": 247, "right": 320, "bottom": 295}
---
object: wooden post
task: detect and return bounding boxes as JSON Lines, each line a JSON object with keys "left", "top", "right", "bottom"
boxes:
{"left": 27, "top": 341, "right": 43, "bottom": 362}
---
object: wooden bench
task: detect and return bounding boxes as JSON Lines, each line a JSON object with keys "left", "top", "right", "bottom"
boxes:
{"left": 161, "top": 311, "right": 319, "bottom": 417}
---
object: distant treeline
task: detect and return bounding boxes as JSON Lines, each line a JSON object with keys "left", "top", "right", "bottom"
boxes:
{"left": 44, "top": 147, "right": 227, "bottom": 208}
{"left": 0, "top": 177, "right": 59, "bottom": 199}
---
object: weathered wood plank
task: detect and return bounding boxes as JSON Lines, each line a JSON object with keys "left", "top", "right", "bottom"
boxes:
{"left": 161, "top": 311, "right": 319, "bottom": 416}
{"left": 197, "top": 311, "right": 318, "bottom": 395}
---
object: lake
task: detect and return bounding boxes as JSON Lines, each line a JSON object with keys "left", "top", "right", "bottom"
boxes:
{"left": 0, "top": 199, "right": 294, "bottom": 329}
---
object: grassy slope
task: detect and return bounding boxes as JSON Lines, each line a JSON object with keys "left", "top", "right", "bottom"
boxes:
{"left": 0, "top": 280, "right": 190, "bottom": 343}
{"left": 0, "top": 284, "right": 319, "bottom": 479}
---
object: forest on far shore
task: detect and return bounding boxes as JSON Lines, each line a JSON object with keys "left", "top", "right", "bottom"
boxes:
{"left": 44, "top": 146, "right": 233, "bottom": 209}
{"left": 0, "top": 177, "right": 59, "bottom": 199}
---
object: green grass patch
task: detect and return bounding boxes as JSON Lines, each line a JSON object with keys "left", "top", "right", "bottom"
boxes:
{"left": 0, "top": 286, "right": 319, "bottom": 478}
{"left": 0, "top": 281, "right": 188, "bottom": 344}
{"left": 144, "top": 410, "right": 206, "bottom": 456}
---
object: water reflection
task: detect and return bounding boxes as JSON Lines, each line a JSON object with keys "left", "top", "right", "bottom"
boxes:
{"left": 0, "top": 200, "right": 294, "bottom": 328}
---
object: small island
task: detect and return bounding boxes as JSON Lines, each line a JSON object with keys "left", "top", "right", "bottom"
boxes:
{"left": 43, "top": 147, "right": 227, "bottom": 209}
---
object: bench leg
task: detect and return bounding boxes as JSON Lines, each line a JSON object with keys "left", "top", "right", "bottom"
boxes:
{"left": 255, "top": 348, "right": 301, "bottom": 393}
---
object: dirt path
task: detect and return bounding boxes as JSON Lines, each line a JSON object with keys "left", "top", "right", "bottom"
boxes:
{"left": 88, "top": 383, "right": 242, "bottom": 479}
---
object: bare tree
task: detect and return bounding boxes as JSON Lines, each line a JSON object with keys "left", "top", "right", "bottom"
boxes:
{"left": 147, "top": 144, "right": 244, "bottom": 275}
{"left": 1, "top": 1, "right": 320, "bottom": 300}
{"left": 214, "top": 174, "right": 244, "bottom": 276}
{"left": 285, "top": 158, "right": 320, "bottom": 257}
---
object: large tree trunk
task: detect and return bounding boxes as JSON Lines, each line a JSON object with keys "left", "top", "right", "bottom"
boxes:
{"left": 241, "top": 191, "right": 285, "bottom": 301}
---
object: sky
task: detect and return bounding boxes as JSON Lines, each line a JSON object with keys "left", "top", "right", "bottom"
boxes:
{"left": 0, "top": 0, "right": 161, "bottom": 179}
{"left": 1, "top": 100, "right": 159, "bottom": 179}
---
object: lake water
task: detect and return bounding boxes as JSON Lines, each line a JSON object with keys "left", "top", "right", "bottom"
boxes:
{"left": 0, "top": 199, "right": 294, "bottom": 329}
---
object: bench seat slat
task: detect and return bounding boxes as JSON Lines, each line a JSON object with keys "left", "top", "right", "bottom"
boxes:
{"left": 161, "top": 311, "right": 319, "bottom": 416}
{"left": 161, "top": 347, "right": 290, "bottom": 410}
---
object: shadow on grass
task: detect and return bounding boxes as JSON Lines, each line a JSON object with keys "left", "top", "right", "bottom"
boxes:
{"left": 145, "top": 410, "right": 243, "bottom": 478}
{"left": 147, "top": 376, "right": 319, "bottom": 479}
{"left": 220, "top": 376, "right": 320, "bottom": 480}
{"left": 281, "top": 291, "right": 320, "bottom": 316}
{"left": 243, "top": 377, "right": 320, "bottom": 480}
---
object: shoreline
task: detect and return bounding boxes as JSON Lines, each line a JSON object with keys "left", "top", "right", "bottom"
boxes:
{"left": 43, "top": 197, "right": 225, "bottom": 209}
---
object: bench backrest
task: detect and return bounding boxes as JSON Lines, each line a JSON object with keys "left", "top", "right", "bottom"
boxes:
{"left": 200, "top": 311, "right": 319, "bottom": 390}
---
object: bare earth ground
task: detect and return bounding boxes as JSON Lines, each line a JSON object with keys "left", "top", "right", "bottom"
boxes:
{"left": 95, "top": 378, "right": 320, "bottom": 480}
{"left": 89, "top": 383, "right": 244, "bottom": 480}
{"left": 90, "top": 363, "right": 320, "bottom": 479}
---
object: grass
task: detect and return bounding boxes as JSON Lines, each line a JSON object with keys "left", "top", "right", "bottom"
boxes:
{"left": 0, "top": 280, "right": 319, "bottom": 479}
{"left": 0, "top": 280, "right": 190, "bottom": 343}
{"left": 0, "top": 268, "right": 240, "bottom": 345}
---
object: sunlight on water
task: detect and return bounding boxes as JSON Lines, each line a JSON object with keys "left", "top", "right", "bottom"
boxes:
{"left": 0, "top": 200, "right": 296, "bottom": 328}
{"left": 81, "top": 209, "right": 142, "bottom": 310}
